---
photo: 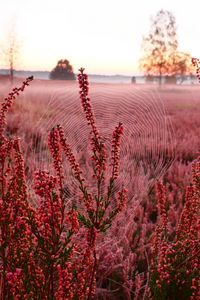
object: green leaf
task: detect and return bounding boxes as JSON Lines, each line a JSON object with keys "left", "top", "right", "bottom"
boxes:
{"left": 0, "top": 241, "right": 8, "bottom": 252}
{"left": 98, "top": 209, "right": 105, "bottom": 219}
{"left": 77, "top": 213, "right": 92, "bottom": 228}
{"left": 38, "top": 236, "right": 45, "bottom": 248}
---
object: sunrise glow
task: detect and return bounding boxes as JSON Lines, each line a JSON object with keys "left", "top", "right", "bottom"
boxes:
{"left": 0, "top": 0, "right": 200, "bottom": 75}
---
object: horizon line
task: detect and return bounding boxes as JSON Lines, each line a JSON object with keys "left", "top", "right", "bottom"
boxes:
{"left": 0, "top": 69, "right": 196, "bottom": 78}
{"left": 0, "top": 68, "right": 144, "bottom": 77}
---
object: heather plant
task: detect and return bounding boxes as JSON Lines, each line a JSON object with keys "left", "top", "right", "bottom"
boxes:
{"left": 0, "top": 77, "right": 88, "bottom": 299}
{"left": 47, "top": 68, "right": 128, "bottom": 298}
{"left": 146, "top": 60, "right": 200, "bottom": 299}
{"left": 0, "top": 77, "right": 44, "bottom": 299}
{"left": 0, "top": 69, "right": 128, "bottom": 299}
{"left": 148, "top": 163, "right": 200, "bottom": 299}
{"left": 23, "top": 75, "right": 176, "bottom": 299}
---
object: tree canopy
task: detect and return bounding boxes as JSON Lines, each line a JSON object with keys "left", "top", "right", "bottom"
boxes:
{"left": 139, "top": 9, "right": 193, "bottom": 85}
{"left": 49, "top": 59, "right": 76, "bottom": 80}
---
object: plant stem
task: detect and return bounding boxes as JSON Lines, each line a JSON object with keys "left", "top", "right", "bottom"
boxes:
{"left": 87, "top": 246, "right": 97, "bottom": 300}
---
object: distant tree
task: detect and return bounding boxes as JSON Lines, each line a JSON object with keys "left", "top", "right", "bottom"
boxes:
{"left": 0, "top": 22, "right": 21, "bottom": 84}
{"left": 131, "top": 76, "right": 136, "bottom": 83}
{"left": 49, "top": 59, "right": 76, "bottom": 80}
{"left": 139, "top": 9, "right": 192, "bottom": 85}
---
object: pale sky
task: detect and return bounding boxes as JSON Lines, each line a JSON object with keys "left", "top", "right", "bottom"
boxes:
{"left": 0, "top": 0, "right": 200, "bottom": 75}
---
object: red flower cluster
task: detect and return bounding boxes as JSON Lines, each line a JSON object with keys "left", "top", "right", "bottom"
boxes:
{"left": 192, "top": 58, "right": 200, "bottom": 83}
{"left": 110, "top": 122, "right": 124, "bottom": 179}
{"left": 78, "top": 68, "right": 107, "bottom": 181}
{"left": 56, "top": 124, "right": 84, "bottom": 183}
{"left": 78, "top": 68, "right": 99, "bottom": 140}
{"left": 0, "top": 76, "right": 33, "bottom": 137}
{"left": 149, "top": 161, "right": 200, "bottom": 299}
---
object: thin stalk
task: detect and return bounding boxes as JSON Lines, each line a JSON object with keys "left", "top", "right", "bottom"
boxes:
{"left": 87, "top": 246, "right": 97, "bottom": 300}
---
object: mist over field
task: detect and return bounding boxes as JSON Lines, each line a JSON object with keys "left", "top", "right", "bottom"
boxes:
{"left": 1, "top": 77, "right": 199, "bottom": 205}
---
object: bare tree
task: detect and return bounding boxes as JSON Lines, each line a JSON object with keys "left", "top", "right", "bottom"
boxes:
{"left": 0, "top": 21, "right": 21, "bottom": 84}
{"left": 139, "top": 9, "right": 192, "bottom": 85}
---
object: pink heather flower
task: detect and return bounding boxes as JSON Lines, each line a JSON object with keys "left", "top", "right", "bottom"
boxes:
{"left": 56, "top": 125, "right": 84, "bottom": 183}
{"left": 0, "top": 76, "right": 33, "bottom": 136}
{"left": 15, "top": 268, "right": 22, "bottom": 275}
{"left": 78, "top": 68, "right": 107, "bottom": 180}
{"left": 33, "top": 170, "right": 57, "bottom": 197}
{"left": 150, "top": 158, "right": 200, "bottom": 299}
{"left": 78, "top": 68, "right": 100, "bottom": 141}
{"left": 110, "top": 122, "right": 124, "bottom": 179}
{"left": 48, "top": 127, "right": 64, "bottom": 190}
{"left": 156, "top": 181, "right": 168, "bottom": 229}
{"left": 65, "top": 209, "right": 80, "bottom": 233}
{"left": 13, "top": 138, "right": 28, "bottom": 196}
{"left": 116, "top": 186, "right": 127, "bottom": 213}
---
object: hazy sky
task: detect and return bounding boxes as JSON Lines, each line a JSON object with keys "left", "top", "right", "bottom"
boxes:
{"left": 0, "top": 0, "right": 199, "bottom": 75}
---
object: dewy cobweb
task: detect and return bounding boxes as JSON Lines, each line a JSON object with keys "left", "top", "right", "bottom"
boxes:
{"left": 24, "top": 80, "right": 176, "bottom": 206}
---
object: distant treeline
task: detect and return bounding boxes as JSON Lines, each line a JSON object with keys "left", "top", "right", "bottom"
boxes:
{"left": 132, "top": 74, "right": 197, "bottom": 84}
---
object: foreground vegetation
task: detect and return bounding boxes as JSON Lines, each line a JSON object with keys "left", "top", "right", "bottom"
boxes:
{"left": 0, "top": 70, "right": 199, "bottom": 299}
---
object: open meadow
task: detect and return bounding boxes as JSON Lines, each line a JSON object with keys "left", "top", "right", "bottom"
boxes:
{"left": 0, "top": 76, "right": 200, "bottom": 299}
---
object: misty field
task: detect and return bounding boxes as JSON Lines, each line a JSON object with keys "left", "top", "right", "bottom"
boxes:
{"left": 0, "top": 76, "right": 200, "bottom": 299}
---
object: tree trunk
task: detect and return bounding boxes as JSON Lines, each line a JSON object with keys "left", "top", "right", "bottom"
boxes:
{"left": 9, "top": 48, "right": 14, "bottom": 84}
{"left": 159, "top": 66, "right": 162, "bottom": 87}
{"left": 10, "top": 63, "right": 14, "bottom": 84}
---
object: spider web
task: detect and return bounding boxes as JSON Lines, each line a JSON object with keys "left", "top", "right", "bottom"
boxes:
{"left": 23, "top": 81, "right": 176, "bottom": 206}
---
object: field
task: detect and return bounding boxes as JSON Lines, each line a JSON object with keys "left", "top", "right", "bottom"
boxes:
{"left": 0, "top": 76, "right": 200, "bottom": 299}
